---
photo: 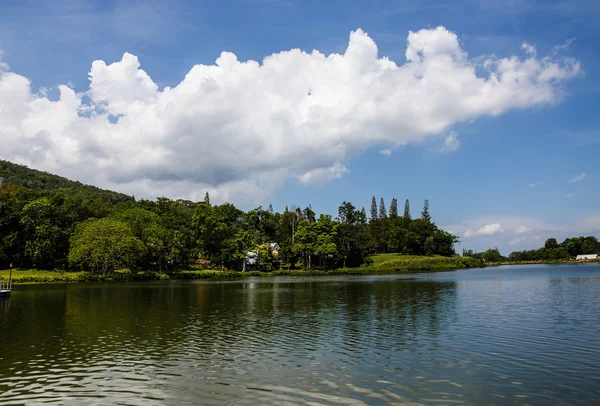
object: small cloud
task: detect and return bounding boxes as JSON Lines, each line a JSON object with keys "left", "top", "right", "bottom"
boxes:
{"left": 0, "top": 50, "right": 9, "bottom": 71}
{"left": 379, "top": 149, "right": 392, "bottom": 156}
{"left": 553, "top": 37, "right": 576, "bottom": 53}
{"left": 464, "top": 223, "right": 504, "bottom": 238}
{"left": 521, "top": 42, "right": 536, "bottom": 57}
{"left": 509, "top": 237, "right": 527, "bottom": 245}
{"left": 527, "top": 182, "right": 542, "bottom": 188}
{"left": 565, "top": 193, "right": 576, "bottom": 198}
{"left": 440, "top": 131, "right": 460, "bottom": 153}
{"left": 299, "top": 162, "right": 349, "bottom": 185}
{"left": 515, "top": 225, "right": 532, "bottom": 234}
{"left": 534, "top": 236, "right": 541, "bottom": 240}
{"left": 569, "top": 172, "right": 586, "bottom": 183}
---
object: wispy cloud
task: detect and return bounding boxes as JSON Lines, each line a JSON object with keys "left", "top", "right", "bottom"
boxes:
{"left": 553, "top": 37, "right": 577, "bottom": 53}
{"left": 439, "top": 131, "right": 460, "bottom": 153}
{"left": 516, "top": 225, "right": 532, "bottom": 234}
{"left": 527, "top": 182, "right": 543, "bottom": 188}
{"left": 379, "top": 149, "right": 392, "bottom": 156}
{"left": 509, "top": 237, "right": 527, "bottom": 245}
{"left": 569, "top": 172, "right": 586, "bottom": 183}
{"left": 565, "top": 193, "right": 576, "bottom": 198}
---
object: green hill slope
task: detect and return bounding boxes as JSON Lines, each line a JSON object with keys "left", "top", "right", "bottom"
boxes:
{"left": 0, "top": 160, "right": 132, "bottom": 203}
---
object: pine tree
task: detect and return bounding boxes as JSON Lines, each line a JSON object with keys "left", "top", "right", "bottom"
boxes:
{"left": 360, "top": 207, "right": 367, "bottom": 224}
{"left": 204, "top": 191, "right": 211, "bottom": 206}
{"left": 370, "top": 196, "right": 378, "bottom": 222}
{"left": 379, "top": 198, "right": 387, "bottom": 219}
{"left": 268, "top": 204, "right": 274, "bottom": 214}
{"left": 421, "top": 199, "right": 431, "bottom": 223}
{"left": 403, "top": 199, "right": 411, "bottom": 220}
{"left": 389, "top": 198, "right": 398, "bottom": 218}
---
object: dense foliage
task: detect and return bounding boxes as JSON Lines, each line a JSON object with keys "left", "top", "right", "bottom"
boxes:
{"left": 0, "top": 160, "right": 132, "bottom": 204}
{"left": 464, "top": 236, "right": 600, "bottom": 262}
{"left": 0, "top": 162, "right": 460, "bottom": 273}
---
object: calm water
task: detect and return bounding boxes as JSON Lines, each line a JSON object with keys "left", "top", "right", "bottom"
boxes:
{"left": 1, "top": 264, "right": 600, "bottom": 405}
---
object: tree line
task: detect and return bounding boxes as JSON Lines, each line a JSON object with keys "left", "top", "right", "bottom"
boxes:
{"left": 0, "top": 179, "right": 459, "bottom": 274}
{"left": 463, "top": 236, "right": 600, "bottom": 262}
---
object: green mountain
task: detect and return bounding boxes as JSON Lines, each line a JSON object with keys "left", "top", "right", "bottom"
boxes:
{"left": 0, "top": 160, "right": 132, "bottom": 204}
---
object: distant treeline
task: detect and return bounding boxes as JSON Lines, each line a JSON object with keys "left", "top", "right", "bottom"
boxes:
{"left": 464, "top": 236, "right": 600, "bottom": 262}
{"left": 0, "top": 161, "right": 460, "bottom": 274}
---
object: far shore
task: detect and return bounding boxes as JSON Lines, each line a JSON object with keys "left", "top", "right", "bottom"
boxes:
{"left": 486, "top": 259, "right": 600, "bottom": 266}
{"left": 0, "top": 255, "right": 484, "bottom": 284}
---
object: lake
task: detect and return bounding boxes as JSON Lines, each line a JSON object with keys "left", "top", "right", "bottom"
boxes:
{"left": 1, "top": 264, "right": 600, "bottom": 405}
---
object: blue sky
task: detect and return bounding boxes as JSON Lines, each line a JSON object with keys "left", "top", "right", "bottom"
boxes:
{"left": 0, "top": 0, "right": 598, "bottom": 254}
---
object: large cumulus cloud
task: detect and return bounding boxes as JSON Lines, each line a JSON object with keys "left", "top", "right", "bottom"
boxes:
{"left": 0, "top": 27, "right": 580, "bottom": 204}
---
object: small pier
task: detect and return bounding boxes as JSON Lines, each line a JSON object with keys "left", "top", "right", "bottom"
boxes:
{"left": 0, "top": 279, "right": 11, "bottom": 298}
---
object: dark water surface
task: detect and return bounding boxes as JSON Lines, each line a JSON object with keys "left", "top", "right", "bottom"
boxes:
{"left": 1, "top": 264, "right": 600, "bottom": 405}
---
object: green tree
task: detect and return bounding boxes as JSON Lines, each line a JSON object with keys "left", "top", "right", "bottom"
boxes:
{"left": 379, "top": 197, "right": 387, "bottom": 219}
{"left": 20, "top": 198, "right": 61, "bottom": 269}
{"left": 370, "top": 196, "right": 378, "bottom": 223}
{"left": 293, "top": 220, "right": 318, "bottom": 271}
{"left": 69, "top": 218, "right": 145, "bottom": 275}
{"left": 389, "top": 198, "right": 398, "bottom": 218}
{"left": 204, "top": 191, "right": 211, "bottom": 206}
{"left": 403, "top": 199, "right": 411, "bottom": 220}
{"left": 544, "top": 238, "right": 559, "bottom": 250}
{"left": 421, "top": 199, "right": 431, "bottom": 223}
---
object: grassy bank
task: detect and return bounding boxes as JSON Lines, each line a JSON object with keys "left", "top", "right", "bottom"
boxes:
{"left": 361, "top": 253, "right": 485, "bottom": 272}
{"left": 0, "top": 255, "right": 483, "bottom": 284}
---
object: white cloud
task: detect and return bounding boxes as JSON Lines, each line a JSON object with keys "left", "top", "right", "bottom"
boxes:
{"left": 566, "top": 193, "right": 576, "bottom": 198}
{"left": 0, "top": 27, "right": 581, "bottom": 205}
{"left": 298, "top": 162, "right": 349, "bottom": 185}
{"left": 553, "top": 38, "right": 576, "bottom": 53}
{"left": 515, "top": 225, "right": 532, "bottom": 234}
{"left": 440, "top": 131, "right": 460, "bottom": 152}
{"left": 464, "top": 223, "right": 504, "bottom": 238}
{"left": 527, "top": 182, "right": 542, "bottom": 188}
{"left": 379, "top": 148, "right": 392, "bottom": 156}
{"left": 0, "top": 51, "right": 8, "bottom": 71}
{"left": 569, "top": 172, "right": 586, "bottom": 183}
{"left": 509, "top": 237, "right": 527, "bottom": 245}
{"left": 445, "top": 213, "right": 600, "bottom": 254}
{"left": 521, "top": 42, "right": 537, "bottom": 57}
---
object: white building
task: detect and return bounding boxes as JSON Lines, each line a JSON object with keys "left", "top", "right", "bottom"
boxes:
{"left": 576, "top": 254, "right": 599, "bottom": 261}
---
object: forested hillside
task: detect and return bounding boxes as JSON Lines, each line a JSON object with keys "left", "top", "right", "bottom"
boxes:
{"left": 0, "top": 161, "right": 460, "bottom": 273}
{"left": 0, "top": 160, "right": 132, "bottom": 204}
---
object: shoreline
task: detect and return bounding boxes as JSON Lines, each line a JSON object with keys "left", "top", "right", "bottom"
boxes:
{"left": 0, "top": 256, "right": 484, "bottom": 284}
{"left": 486, "top": 259, "right": 600, "bottom": 266}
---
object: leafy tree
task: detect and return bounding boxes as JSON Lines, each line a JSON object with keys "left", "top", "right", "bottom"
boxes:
{"left": 544, "top": 238, "right": 559, "bottom": 250}
{"left": 294, "top": 220, "right": 318, "bottom": 271}
{"left": 20, "top": 198, "right": 62, "bottom": 269}
{"left": 69, "top": 218, "right": 145, "bottom": 275}
{"left": 204, "top": 191, "right": 211, "bottom": 206}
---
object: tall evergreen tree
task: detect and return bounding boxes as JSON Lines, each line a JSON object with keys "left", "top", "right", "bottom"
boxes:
{"left": 204, "top": 192, "right": 211, "bottom": 206}
{"left": 421, "top": 199, "right": 431, "bottom": 223}
{"left": 370, "top": 196, "right": 378, "bottom": 222}
{"left": 389, "top": 198, "right": 398, "bottom": 218}
{"left": 379, "top": 198, "right": 387, "bottom": 219}
{"left": 403, "top": 199, "right": 411, "bottom": 220}
{"left": 360, "top": 207, "right": 367, "bottom": 224}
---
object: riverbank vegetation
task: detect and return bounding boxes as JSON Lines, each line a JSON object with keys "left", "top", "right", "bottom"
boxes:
{"left": 1, "top": 160, "right": 467, "bottom": 281}
{"left": 463, "top": 236, "right": 600, "bottom": 264}
{"left": 1, "top": 254, "right": 484, "bottom": 284}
